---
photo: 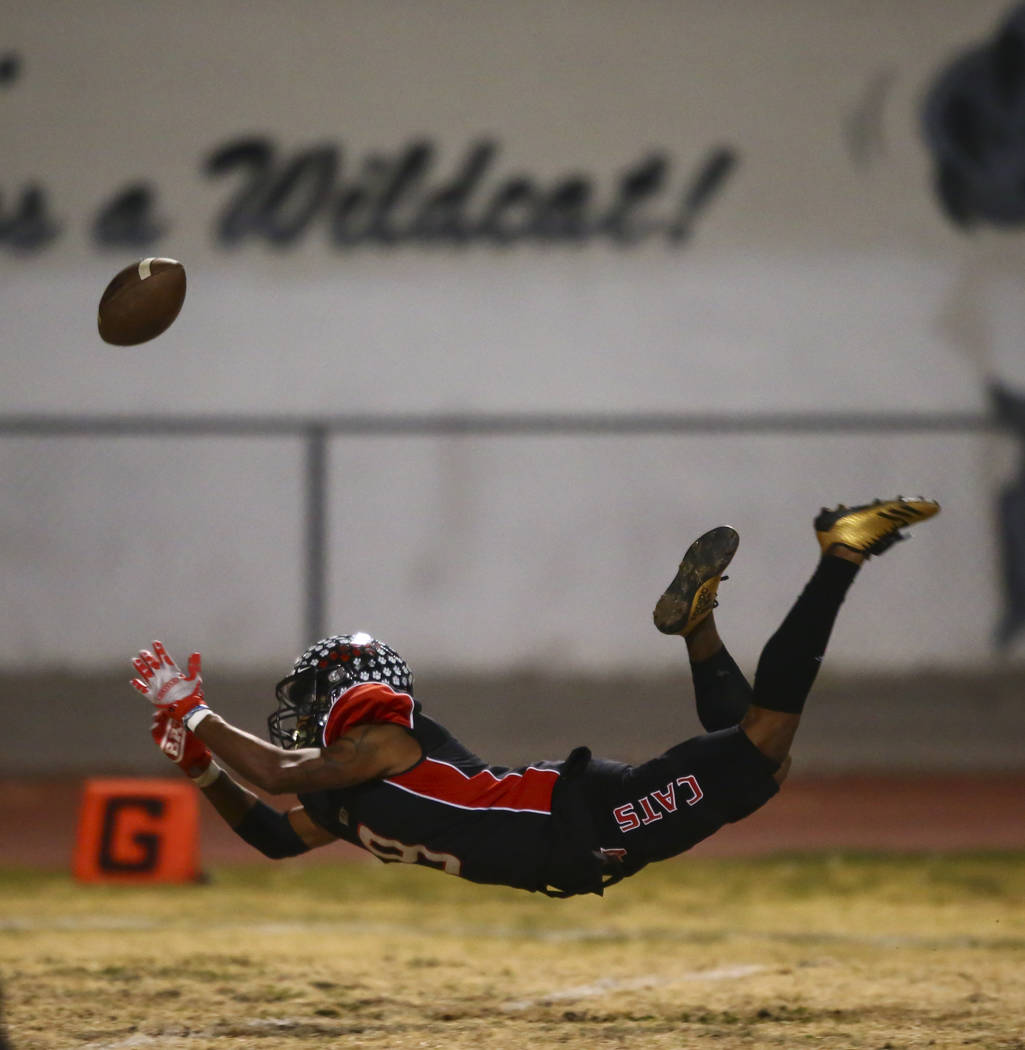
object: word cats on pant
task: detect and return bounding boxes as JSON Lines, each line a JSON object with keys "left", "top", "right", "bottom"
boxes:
{"left": 612, "top": 775, "right": 703, "bottom": 833}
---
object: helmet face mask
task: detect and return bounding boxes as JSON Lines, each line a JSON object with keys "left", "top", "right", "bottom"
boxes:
{"left": 268, "top": 666, "right": 337, "bottom": 750}
{"left": 268, "top": 633, "right": 413, "bottom": 750}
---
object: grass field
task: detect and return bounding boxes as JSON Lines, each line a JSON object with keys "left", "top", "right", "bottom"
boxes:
{"left": 2, "top": 852, "right": 1024, "bottom": 1050}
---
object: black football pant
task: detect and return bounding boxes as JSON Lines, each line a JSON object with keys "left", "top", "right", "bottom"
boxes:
{"left": 586, "top": 554, "right": 860, "bottom": 876}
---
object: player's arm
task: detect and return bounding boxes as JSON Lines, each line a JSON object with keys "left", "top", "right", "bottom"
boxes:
{"left": 191, "top": 715, "right": 421, "bottom": 794}
{"left": 199, "top": 768, "right": 339, "bottom": 854}
{"left": 149, "top": 707, "right": 336, "bottom": 857}
{"left": 131, "top": 640, "right": 420, "bottom": 790}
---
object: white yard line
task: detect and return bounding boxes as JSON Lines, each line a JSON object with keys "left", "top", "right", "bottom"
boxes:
{"left": 73, "top": 970, "right": 768, "bottom": 1049}
{"left": 500, "top": 963, "right": 767, "bottom": 1011}
{"left": 77, "top": 1037, "right": 164, "bottom": 1049}
{"left": 3, "top": 915, "right": 1013, "bottom": 951}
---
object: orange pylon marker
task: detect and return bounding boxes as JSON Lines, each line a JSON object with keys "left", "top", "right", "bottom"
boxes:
{"left": 73, "top": 778, "right": 200, "bottom": 883}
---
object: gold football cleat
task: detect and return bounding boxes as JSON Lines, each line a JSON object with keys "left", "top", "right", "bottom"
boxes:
{"left": 814, "top": 496, "right": 940, "bottom": 557}
{"left": 654, "top": 526, "right": 739, "bottom": 636}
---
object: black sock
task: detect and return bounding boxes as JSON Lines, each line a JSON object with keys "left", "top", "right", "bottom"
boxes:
{"left": 690, "top": 646, "right": 754, "bottom": 731}
{"left": 752, "top": 556, "right": 860, "bottom": 715}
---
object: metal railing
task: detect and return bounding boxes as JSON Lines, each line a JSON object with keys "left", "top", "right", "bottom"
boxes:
{"left": 2, "top": 408, "right": 999, "bottom": 642}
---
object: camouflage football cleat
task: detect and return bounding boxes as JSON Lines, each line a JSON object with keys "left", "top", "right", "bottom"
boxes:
{"left": 814, "top": 496, "right": 940, "bottom": 557}
{"left": 653, "top": 526, "right": 740, "bottom": 636}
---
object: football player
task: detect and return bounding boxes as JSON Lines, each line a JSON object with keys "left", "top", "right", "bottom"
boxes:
{"left": 133, "top": 496, "right": 938, "bottom": 897}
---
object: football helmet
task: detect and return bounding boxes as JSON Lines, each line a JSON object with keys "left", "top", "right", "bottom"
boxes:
{"left": 268, "top": 632, "right": 414, "bottom": 750}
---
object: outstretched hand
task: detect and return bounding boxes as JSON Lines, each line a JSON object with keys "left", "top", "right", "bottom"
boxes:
{"left": 130, "top": 642, "right": 210, "bottom": 726}
{"left": 130, "top": 640, "right": 206, "bottom": 721}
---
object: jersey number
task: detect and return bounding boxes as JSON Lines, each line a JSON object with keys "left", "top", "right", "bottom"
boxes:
{"left": 357, "top": 823, "right": 463, "bottom": 875}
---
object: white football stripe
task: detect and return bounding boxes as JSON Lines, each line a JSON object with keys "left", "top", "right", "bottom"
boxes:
{"left": 137, "top": 257, "right": 178, "bottom": 280}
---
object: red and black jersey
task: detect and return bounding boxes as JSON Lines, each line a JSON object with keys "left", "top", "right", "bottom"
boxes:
{"left": 296, "top": 683, "right": 781, "bottom": 897}
{"left": 297, "top": 682, "right": 571, "bottom": 893}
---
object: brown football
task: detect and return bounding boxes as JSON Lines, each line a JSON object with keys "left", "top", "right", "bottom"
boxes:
{"left": 97, "top": 258, "right": 187, "bottom": 346}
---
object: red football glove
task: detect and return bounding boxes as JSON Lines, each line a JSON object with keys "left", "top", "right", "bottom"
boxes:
{"left": 151, "top": 708, "right": 212, "bottom": 779}
{"left": 130, "top": 640, "right": 209, "bottom": 724}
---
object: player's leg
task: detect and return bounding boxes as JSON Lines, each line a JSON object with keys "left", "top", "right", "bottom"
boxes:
{"left": 592, "top": 497, "right": 941, "bottom": 879}
{"left": 686, "top": 612, "right": 756, "bottom": 731}
{"left": 653, "top": 525, "right": 754, "bottom": 731}
{"left": 740, "top": 496, "right": 941, "bottom": 766}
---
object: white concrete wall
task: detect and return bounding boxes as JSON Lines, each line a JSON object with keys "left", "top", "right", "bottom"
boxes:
{"left": 3, "top": 1, "right": 1023, "bottom": 673}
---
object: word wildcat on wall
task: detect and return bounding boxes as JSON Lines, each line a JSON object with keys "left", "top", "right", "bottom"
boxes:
{"left": 3, "top": 135, "right": 737, "bottom": 254}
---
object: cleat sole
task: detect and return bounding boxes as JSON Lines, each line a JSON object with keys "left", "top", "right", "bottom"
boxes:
{"left": 654, "top": 526, "right": 739, "bottom": 636}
